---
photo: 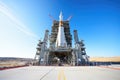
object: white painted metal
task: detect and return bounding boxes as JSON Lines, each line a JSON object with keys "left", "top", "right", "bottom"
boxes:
{"left": 56, "top": 12, "right": 67, "bottom": 48}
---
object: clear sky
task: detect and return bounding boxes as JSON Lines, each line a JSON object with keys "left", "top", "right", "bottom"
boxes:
{"left": 0, "top": 0, "right": 120, "bottom": 58}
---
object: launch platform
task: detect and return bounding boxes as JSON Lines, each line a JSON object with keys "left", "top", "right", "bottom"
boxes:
{"left": 34, "top": 12, "right": 89, "bottom": 66}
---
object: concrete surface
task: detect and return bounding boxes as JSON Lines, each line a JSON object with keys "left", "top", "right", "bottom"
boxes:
{"left": 0, "top": 66, "right": 120, "bottom": 80}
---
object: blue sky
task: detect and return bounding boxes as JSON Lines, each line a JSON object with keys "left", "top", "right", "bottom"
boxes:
{"left": 0, "top": 0, "right": 120, "bottom": 58}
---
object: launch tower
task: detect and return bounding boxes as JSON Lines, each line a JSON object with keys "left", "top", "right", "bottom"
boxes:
{"left": 34, "top": 12, "right": 89, "bottom": 66}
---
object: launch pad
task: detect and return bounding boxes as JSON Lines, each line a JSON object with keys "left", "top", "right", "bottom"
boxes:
{"left": 48, "top": 50, "right": 72, "bottom": 66}
{"left": 34, "top": 12, "right": 89, "bottom": 66}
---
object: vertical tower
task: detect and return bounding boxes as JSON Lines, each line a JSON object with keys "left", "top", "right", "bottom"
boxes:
{"left": 56, "top": 12, "right": 67, "bottom": 48}
{"left": 34, "top": 12, "right": 89, "bottom": 66}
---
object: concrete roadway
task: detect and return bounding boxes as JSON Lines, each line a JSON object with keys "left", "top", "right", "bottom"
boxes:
{"left": 0, "top": 66, "right": 120, "bottom": 80}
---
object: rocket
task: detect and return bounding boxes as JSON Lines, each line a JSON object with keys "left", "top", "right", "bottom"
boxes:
{"left": 56, "top": 12, "right": 67, "bottom": 48}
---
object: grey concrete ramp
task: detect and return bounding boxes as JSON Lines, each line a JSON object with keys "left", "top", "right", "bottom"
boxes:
{"left": 0, "top": 66, "right": 120, "bottom": 80}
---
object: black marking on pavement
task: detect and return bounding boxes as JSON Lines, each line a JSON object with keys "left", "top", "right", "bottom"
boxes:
{"left": 40, "top": 68, "right": 55, "bottom": 80}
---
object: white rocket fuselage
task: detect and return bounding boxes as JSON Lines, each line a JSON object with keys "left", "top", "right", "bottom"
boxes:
{"left": 56, "top": 12, "right": 67, "bottom": 48}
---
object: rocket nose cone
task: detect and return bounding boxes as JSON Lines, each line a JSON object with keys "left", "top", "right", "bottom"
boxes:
{"left": 60, "top": 11, "right": 62, "bottom": 16}
{"left": 59, "top": 11, "right": 63, "bottom": 21}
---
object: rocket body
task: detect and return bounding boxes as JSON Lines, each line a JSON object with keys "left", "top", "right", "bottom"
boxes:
{"left": 56, "top": 26, "right": 67, "bottom": 47}
{"left": 56, "top": 12, "right": 67, "bottom": 48}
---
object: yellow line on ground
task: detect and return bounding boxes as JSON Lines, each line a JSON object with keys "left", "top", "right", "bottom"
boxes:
{"left": 58, "top": 68, "right": 67, "bottom": 80}
{"left": 63, "top": 70, "right": 66, "bottom": 80}
{"left": 58, "top": 69, "right": 62, "bottom": 80}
